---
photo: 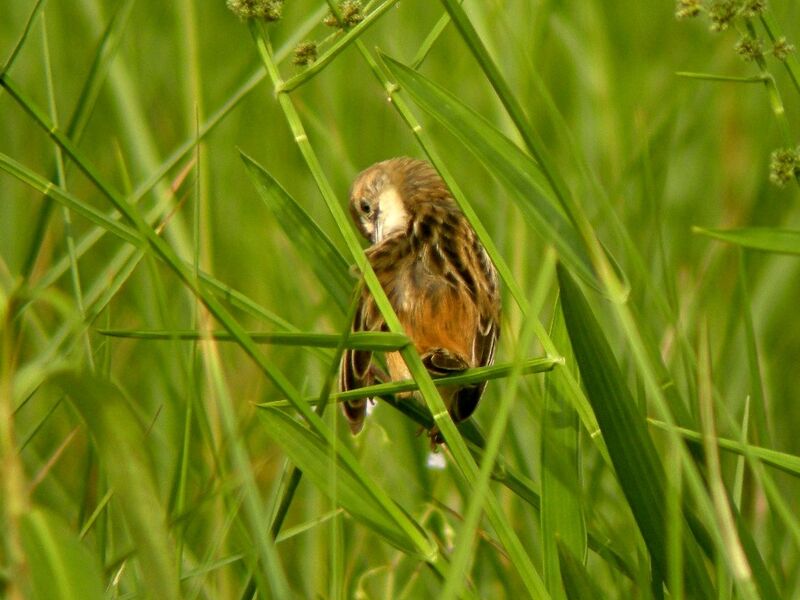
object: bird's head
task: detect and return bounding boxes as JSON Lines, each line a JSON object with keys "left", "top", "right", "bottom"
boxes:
{"left": 349, "top": 159, "right": 412, "bottom": 244}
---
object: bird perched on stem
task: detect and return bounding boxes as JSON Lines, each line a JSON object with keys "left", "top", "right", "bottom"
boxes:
{"left": 339, "top": 157, "right": 501, "bottom": 445}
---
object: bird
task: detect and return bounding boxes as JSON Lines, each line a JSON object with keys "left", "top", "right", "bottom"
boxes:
{"left": 338, "top": 157, "right": 501, "bottom": 445}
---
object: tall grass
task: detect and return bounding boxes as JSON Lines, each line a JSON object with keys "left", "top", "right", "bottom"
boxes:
{"left": 2, "top": 0, "right": 800, "bottom": 598}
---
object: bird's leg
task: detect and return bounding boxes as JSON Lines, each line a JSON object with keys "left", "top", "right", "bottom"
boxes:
{"left": 367, "top": 363, "right": 388, "bottom": 384}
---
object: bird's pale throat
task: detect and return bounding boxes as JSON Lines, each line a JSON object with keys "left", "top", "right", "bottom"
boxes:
{"left": 374, "top": 186, "right": 409, "bottom": 242}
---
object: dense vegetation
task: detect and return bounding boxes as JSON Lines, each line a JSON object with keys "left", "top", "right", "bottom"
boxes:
{"left": 2, "top": 0, "right": 800, "bottom": 598}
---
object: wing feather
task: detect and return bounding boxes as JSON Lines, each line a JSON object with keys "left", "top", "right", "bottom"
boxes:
{"left": 339, "top": 293, "right": 384, "bottom": 434}
{"left": 453, "top": 312, "right": 499, "bottom": 422}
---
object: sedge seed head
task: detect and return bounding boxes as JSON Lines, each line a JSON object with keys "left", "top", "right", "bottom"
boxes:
{"left": 769, "top": 147, "right": 800, "bottom": 187}
{"left": 773, "top": 37, "right": 795, "bottom": 61}
{"left": 735, "top": 35, "right": 763, "bottom": 62}
{"left": 742, "top": 0, "right": 766, "bottom": 17}
{"left": 708, "top": 0, "right": 739, "bottom": 31}
{"left": 675, "top": 0, "right": 703, "bottom": 19}
{"left": 227, "top": 0, "right": 283, "bottom": 21}
{"left": 293, "top": 41, "right": 318, "bottom": 66}
{"left": 324, "top": 0, "right": 364, "bottom": 28}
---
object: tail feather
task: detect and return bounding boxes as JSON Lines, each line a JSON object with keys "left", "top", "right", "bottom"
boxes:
{"left": 343, "top": 397, "right": 367, "bottom": 434}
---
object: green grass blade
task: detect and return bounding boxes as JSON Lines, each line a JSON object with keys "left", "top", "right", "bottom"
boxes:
{"left": 41, "top": 10, "right": 92, "bottom": 371}
{"left": 259, "top": 406, "right": 435, "bottom": 559}
{"left": 384, "top": 55, "right": 598, "bottom": 289}
{"left": 541, "top": 303, "right": 586, "bottom": 599}
{"left": 98, "top": 328, "right": 409, "bottom": 350}
{"left": 694, "top": 226, "right": 800, "bottom": 255}
{"left": 435, "top": 0, "right": 634, "bottom": 308}
{"left": 268, "top": 362, "right": 634, "bottom": 586}
{"left": 441, "top": 276, "right": 555, "bottom": 600}
{"left": 410, "top": 8, "right": 452, "bottom": 69}
{"left": 436, "top": 0, "right": 569, "bottom": 206}
{"left": 738, "top": 255, "right": 770, "bottom": 446}
{"left": 259, "top": 357, "right": 560, "bottom": 406}
{"left": 744, "top": 20, "right": 794, "bottom": 146}
{"left": 126, "top": 66, "right": 266, "bottom": 206}
{"left": 1, "top": 0, "right": 46, "bottom": 74}
{"left": 676, "top": 72, "right": 768, "bottom": 83}
{"left": 557, "top": 264, "right": 713, "bottom": 597}
{"left": 759, "top": 12, "right": 800, "bottom": 95}
{"left": 733, "top": 399, "right": 749, "bottom": 513}
{"left": 19, "top": 508, "right": 105, "bottom": 600}
{"left": 363, "top": 388, "right": 635, "bottom": 582}
{"left": 5, "top": 64, "right": 324, "bottom": 380}
{"left": 22, "top": 0, "right": 134, "bottom": 279}
{"left": 118, "top": 14, "right": 311, "bottom": 209}
{"left": 66, "top": 0, "right": 136, "bottom": 143}
{"left": 556, "top": 539, "right": 603, "bottom": 600}
{"left": 0, "top": 151, "right": 322, "bottom": 349}
{"left": 275, "top": 509, "right": 343, "bottom": 543}
{"left": 51, "top": 370, "right": 180, "bottom": 600}
{"left": 240, "top": 150, "right": 352, "bottom": 313}
{"left": 729, "top": 501, "right": 781, "bottom": 600}
{"left": 196, "top": 271, "right": 311, "bottom": 334}
{"left": 17, "top": 251, "right": 143, "bottom": 391}
{"left": 268, "top": 291, "right": 360, "bottom": 554}
{"left": 697, "top": 327, "right": 760, "bottom": 598}
{"left": 0, "top": 152, "right": 142, "bottom": 247}
{"left": 648, "top": 419, "right": 800, "bottom": 477}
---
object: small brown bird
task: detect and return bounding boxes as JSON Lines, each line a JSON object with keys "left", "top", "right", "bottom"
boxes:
{"left": 339, "top": 157, "right": 501, "bottom": 444}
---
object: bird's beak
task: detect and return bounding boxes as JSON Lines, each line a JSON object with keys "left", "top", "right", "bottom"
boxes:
{"left": 373, "top": 214, "right": 383, "bottom": 244}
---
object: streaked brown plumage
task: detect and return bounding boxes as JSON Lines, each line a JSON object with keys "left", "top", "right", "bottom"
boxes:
{"left": 339, "top": 157, "right": 501, "bottom": 444}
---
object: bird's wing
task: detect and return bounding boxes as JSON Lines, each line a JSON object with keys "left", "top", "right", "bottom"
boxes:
{"left": 451, "top": 310, "right": 500, "bottom": 423}
{"left": 475, "top": 312, "right": 499, "bottom": 370}
{"left": 339, "top": 293, "right": 383, "bottom": 434}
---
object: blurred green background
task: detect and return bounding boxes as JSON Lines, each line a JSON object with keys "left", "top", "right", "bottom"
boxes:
{"left": 2, "top": 0, "right": 800, "bottom": 597}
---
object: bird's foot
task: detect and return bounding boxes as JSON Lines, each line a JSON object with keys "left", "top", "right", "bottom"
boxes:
{"left": 428, "top": 426, "right": 445, "bottom": 451}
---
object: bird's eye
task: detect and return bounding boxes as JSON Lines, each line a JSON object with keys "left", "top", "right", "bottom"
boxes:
{"left": 359, "top": 200, "right": 371, "bottom": 214}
